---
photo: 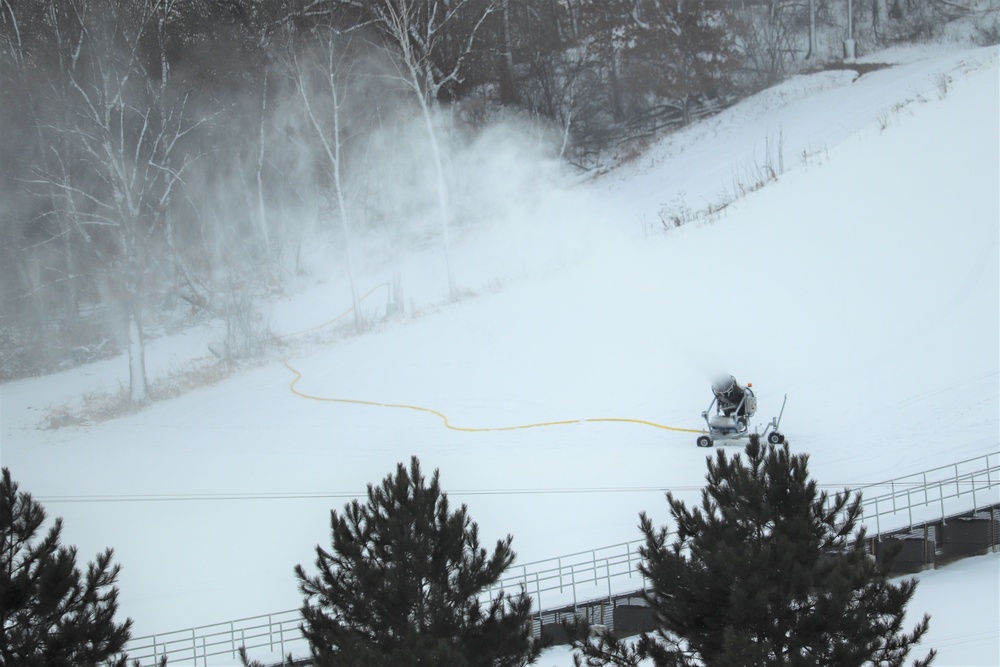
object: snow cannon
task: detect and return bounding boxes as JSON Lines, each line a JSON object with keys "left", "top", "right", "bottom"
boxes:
{"left": 696, "top": 375, "right": 786, "bottom": 448}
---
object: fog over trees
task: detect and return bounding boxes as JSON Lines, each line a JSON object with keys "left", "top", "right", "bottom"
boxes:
{"left": 0, "top": 0, "right": 990, "bottom": 390}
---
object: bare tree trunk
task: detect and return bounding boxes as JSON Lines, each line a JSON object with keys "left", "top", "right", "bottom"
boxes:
{"left": 255, "top": 71, "right": 273, "bottom": 272}
{"left": 293, "top": 42, "right": 363, "bottom": 330}
{"left": 807, "top": 0, "right": 816, "bottom": 58}
{"left": 126, "top": 297, "right": 147, "bottom": 404}
{"left": 417, "top": 91, "right": 457, "bottom": 299}
{"left": 329, "top": 79, "right": 363, "bottom": 329}
{"left": 499, "top": 0, "right": 518, "bottom": 104}
{"left": 366, "top": 0, "right": 498, "bottom": 300}
{"left": 384, "top": 0, "right": 458, "bottom": 298}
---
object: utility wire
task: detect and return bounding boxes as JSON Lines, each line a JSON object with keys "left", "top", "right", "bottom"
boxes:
{"left": 36, "top": 480, "right": 965, "bottom": 504}
{"left": 37, "top": 486, "right": 683, "bottom": 504}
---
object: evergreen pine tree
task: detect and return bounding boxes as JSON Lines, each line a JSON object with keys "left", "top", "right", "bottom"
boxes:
{"left": 0, "top": 468, "right": 132, "bottom": 667}
{"left": 295, "top": 456, "right": 544, "bottom": 666}
{"left": 571, "top": 436, "right": 936, "bottom": 667}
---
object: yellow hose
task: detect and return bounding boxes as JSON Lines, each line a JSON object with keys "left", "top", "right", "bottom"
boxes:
{"left": 279, "top": 282, "right": 705, "bottom": 435}
{"left": 285, "top": 359, "right": 705, "bottom": 435}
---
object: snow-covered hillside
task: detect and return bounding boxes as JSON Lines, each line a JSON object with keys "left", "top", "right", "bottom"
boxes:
{"left": 2, "top": 44, "right": 997, "bottom": 665}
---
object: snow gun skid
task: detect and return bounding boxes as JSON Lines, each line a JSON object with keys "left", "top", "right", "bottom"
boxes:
{"left": 695, "top": 375, "right": 786, "bottom": 448}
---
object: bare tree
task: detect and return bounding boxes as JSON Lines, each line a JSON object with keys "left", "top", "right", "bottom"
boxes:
{"left": 288, "top": 31, "right": 366, "bottom": 331}
{"left": 1, "top": 0, "right": 102, "bottom": 376}
{"left": 335, "top": 0, "right": 498, "bottom": 298}
{"left": 32, "top": 0, "right": 207, "bottom": 403}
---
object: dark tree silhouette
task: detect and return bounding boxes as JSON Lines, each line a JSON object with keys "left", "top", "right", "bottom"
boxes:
{"left": 0, "top": 468, "right": 132, "bottom": 667}
{"left": 295, "top": 455, "right": 543, "bottom": 665}
{"left": 570, "top": 435, "right": 935, "bottom": 667}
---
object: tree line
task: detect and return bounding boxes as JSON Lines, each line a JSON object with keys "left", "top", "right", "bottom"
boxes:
{"left": 1, "top": 438, "right": 936, "bottom": 666}
{"left": 0, "top": 0, "right": 978, "bottom": 394}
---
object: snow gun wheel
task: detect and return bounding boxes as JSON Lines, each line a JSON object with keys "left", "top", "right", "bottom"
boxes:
{"left": 767, "top": 431, "right": 784, "bottom": 445}
{"left": 696, "top": 435, "right": 713, "bottom": 448}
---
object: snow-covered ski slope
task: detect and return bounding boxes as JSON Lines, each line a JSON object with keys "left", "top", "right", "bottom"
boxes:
{"left": 1, "top": 44, "right": 997, "bottom": 664}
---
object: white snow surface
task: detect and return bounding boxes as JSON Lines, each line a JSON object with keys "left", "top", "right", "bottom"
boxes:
{"left": 1, "top": 44, "right": 998, "bottom": 666}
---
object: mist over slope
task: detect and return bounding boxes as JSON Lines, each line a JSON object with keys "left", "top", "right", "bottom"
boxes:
{"left": 1, "top": 42, "right": 997, "bottom": 662}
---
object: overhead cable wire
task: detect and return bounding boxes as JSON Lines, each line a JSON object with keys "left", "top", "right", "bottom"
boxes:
{"left": 38, "top": 486, "right": 686, "bottom": 504}
{"left": 36, "top": 480, "right": 973, "bottom": 505}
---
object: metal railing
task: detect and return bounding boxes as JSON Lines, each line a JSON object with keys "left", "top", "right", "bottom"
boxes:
{"left": 490, "top": 539, "right": 644, "bottom": 612}
{"left": 125, "top": 611, "right": 304, "bottom": 666}
{"left": 840, "top": 452, "right": 999, "bottom": 535}
{"left": 126, "top": 450, "right": 999, "bottom": 666}
{"left": 124, "top": 541, "right": 648, "bottom": 666}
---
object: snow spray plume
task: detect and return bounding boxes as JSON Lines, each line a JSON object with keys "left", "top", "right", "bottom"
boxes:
{"left": 257, "top": 27, "right": 619, "bottom": 310}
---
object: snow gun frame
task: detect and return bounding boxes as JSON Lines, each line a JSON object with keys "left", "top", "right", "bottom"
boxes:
{"left": 696, "top": 391, "right": 787, "bottom": 448}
